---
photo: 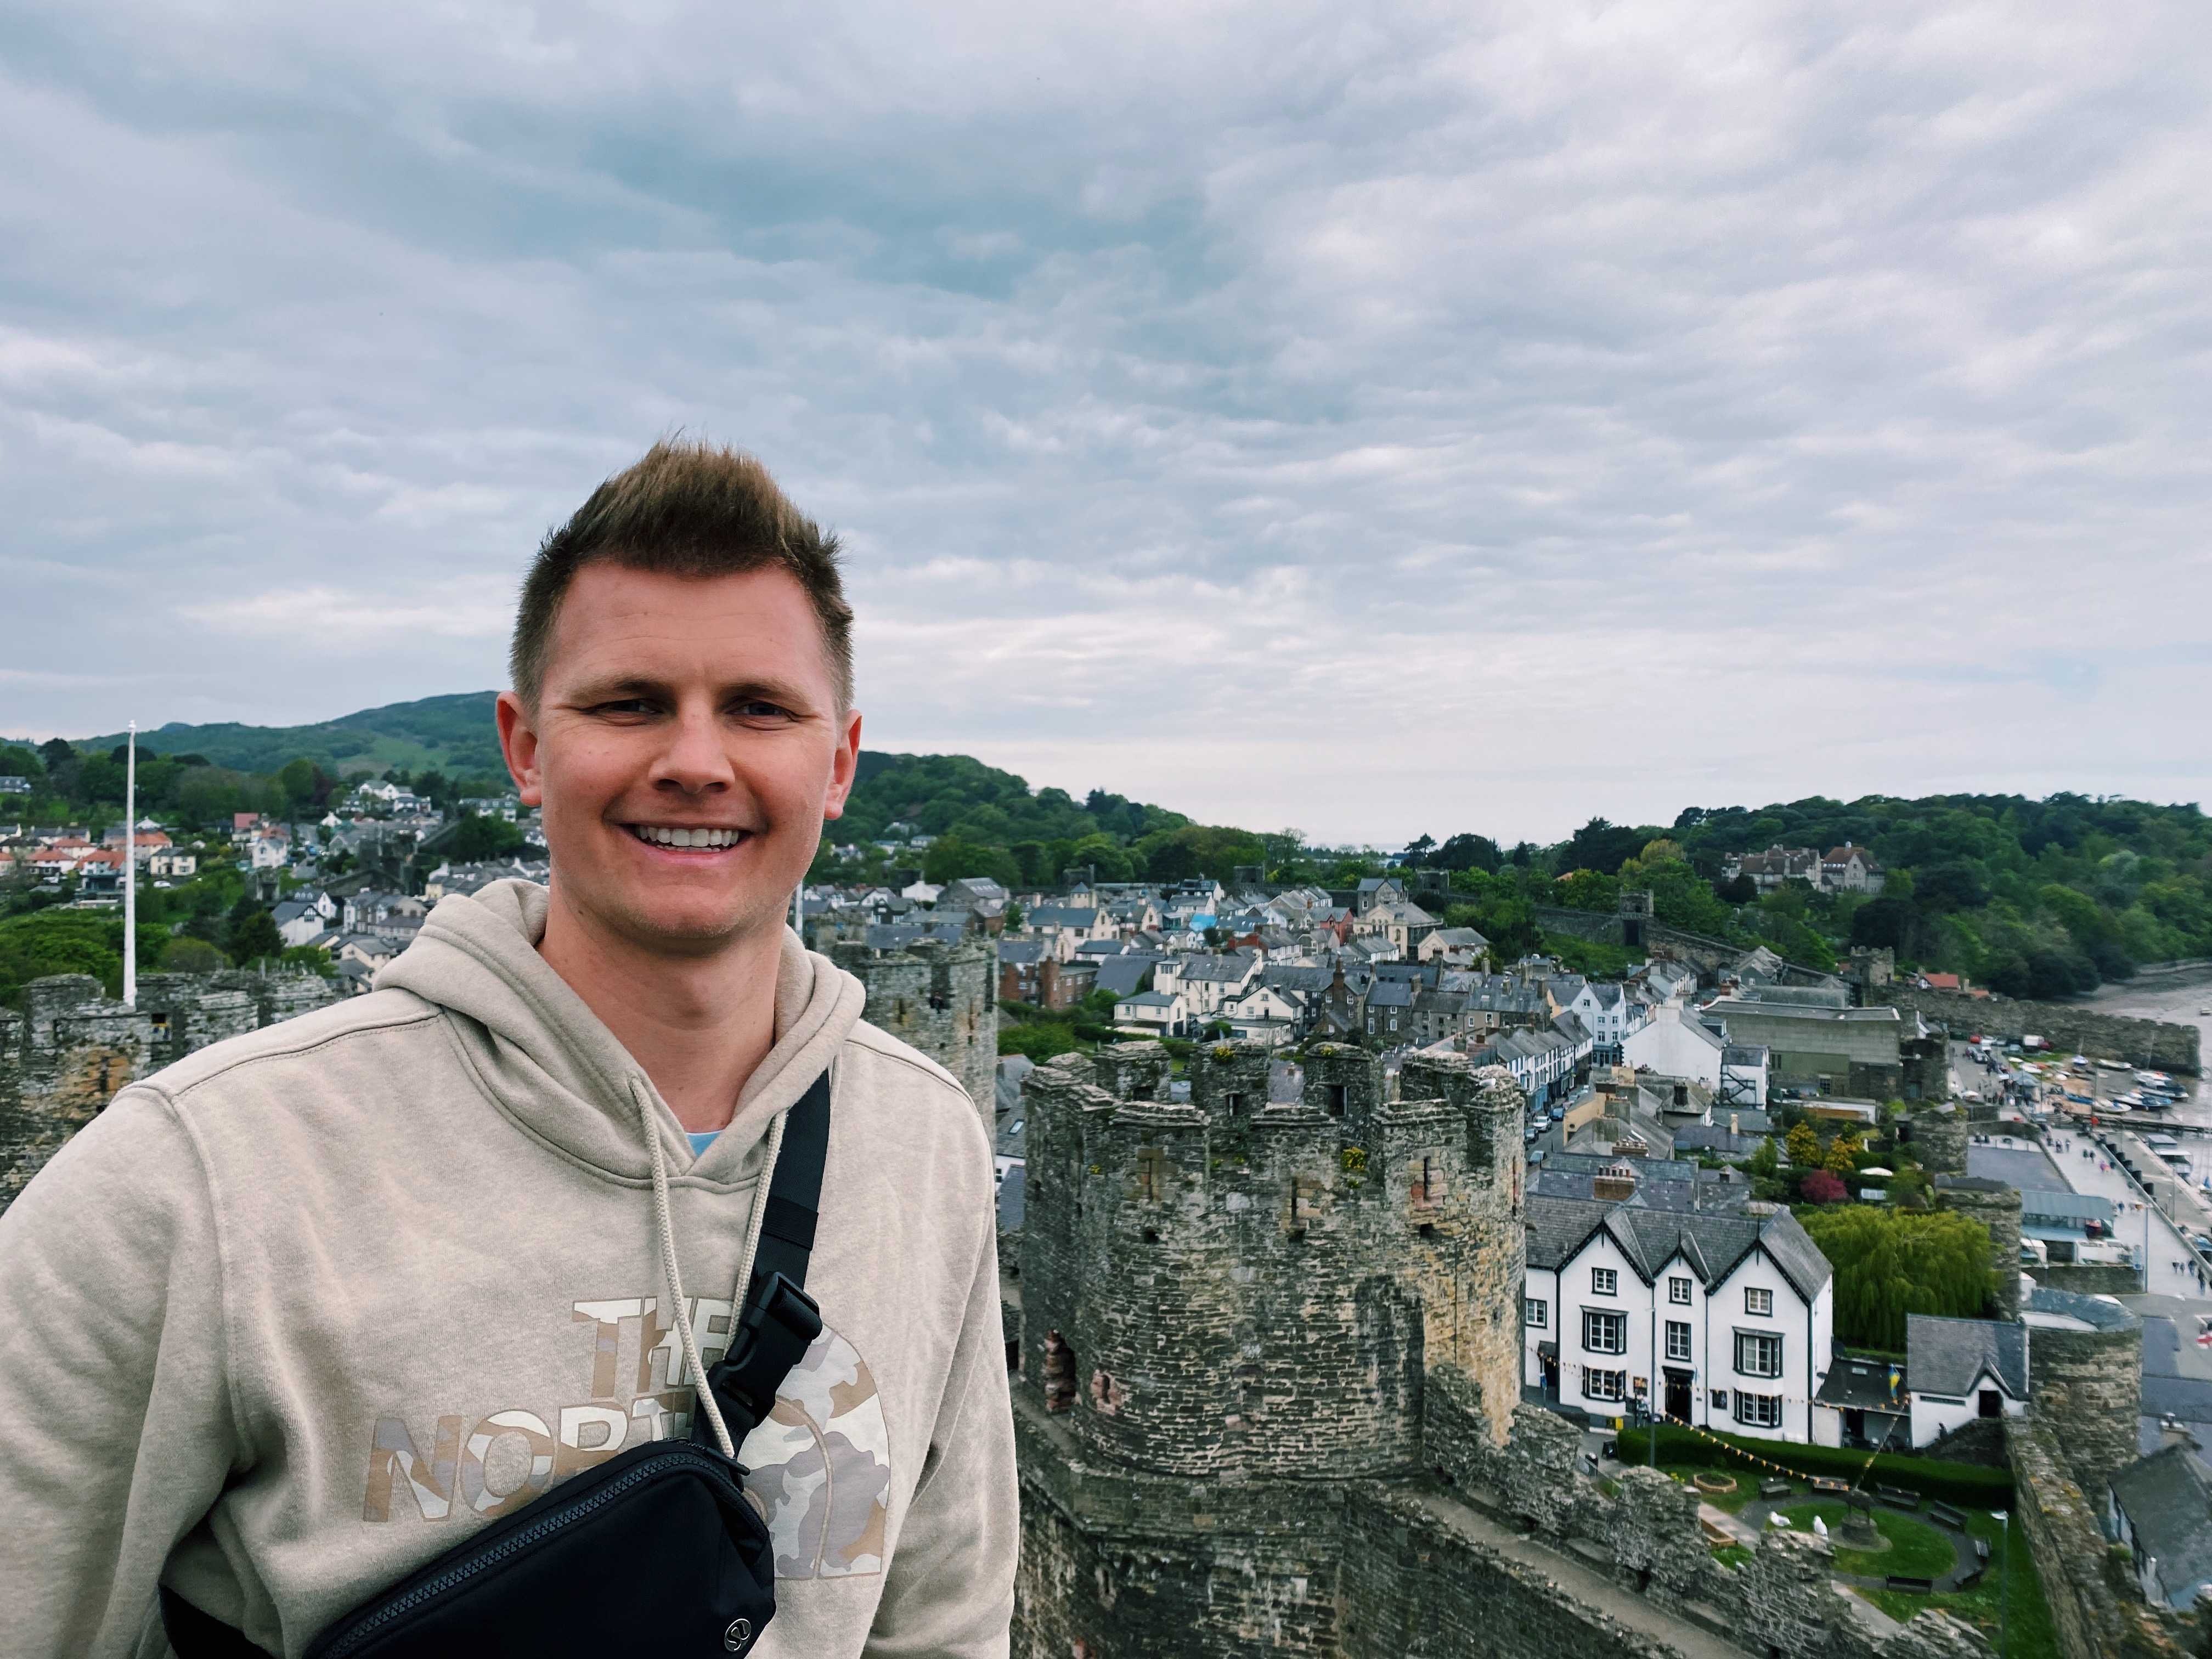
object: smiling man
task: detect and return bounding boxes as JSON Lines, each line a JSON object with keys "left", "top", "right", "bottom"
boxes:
{"left": 0, "top": 441, "right": 1017, "bottom": 1656}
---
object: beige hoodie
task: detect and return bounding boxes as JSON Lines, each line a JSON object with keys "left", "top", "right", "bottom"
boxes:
{"left": 0, "top": 880, "right": 1015, "bottom": 1658}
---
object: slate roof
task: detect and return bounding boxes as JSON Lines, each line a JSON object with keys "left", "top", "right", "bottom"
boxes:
{"left": 1118, "top": 990, "right": 1179, "bottom": 1009}
{"left": 2018, "top": 1188, "right": 2119, "bottom": 1224}
{"left": 1179, "top": 954, "right": 1257, "bottom": 984}
{"left": 996, "top": 1162, "right": 1025, "bottom": 1232}
{"left": 1722, "top": 1045, "right": 1769, "bottom": 1068}
{"left": 1028, "top": 906, "right": 1098, "bottom": 929}
{"left": 1816, "top": 1351, "right": 1909, "bottom": 1414}
{"left": 1905, "top": 1315, "right": 2028, "bottom": 1400}
{"left": 2110, "top": 1446, "right": 2212, "bottom": 1605}
{"left": 1092, "top": 957, "right": 1156, "bottom": 998}
{"left": 998, "top": 940, "right": 1048, "bottom": 965}
{"left": 1365, "top": 980, "right": 1417, "bottom": 1009}
{"left": 866, "top": 923, "right": 966, "bottom": 950}
{"left": 1525, "top": 1189, "right": 1831, "bottom": 1300}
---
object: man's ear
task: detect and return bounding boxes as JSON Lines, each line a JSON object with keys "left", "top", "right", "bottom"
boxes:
{"left": 823, "top": 708, "right": 862, "bottom": 821}
{"left": 495, "top": 691, "right": 544, "bottom": 806}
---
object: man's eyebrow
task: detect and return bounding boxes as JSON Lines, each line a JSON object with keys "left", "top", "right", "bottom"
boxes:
{"left": 563, "top": 674, "right": 817, "bottom": 709}
{"left": 564, "top": 675, "right": 672, "bottom": 703}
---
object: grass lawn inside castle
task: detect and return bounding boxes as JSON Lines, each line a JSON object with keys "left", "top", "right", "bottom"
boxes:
{"left": 1744, "top": 1495, "right": 2061, "bottom": 1659}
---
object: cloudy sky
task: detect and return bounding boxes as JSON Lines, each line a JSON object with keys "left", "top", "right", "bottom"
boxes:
{"left": 3, "top": 2, "right": 2207, "bottom": 845}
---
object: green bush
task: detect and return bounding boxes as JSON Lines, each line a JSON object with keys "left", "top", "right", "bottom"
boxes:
{"left": 1613, "top": 1424, "right": 2013, "bottom": 1508}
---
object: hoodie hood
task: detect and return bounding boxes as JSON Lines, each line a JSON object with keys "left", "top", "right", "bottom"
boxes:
{"left": 376, "top": 877, "right": 866, "bottom": 1185}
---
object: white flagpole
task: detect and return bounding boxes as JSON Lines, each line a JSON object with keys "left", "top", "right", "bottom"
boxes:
{"left": 123, "top": 720, "right": 137, "bottom": 1008}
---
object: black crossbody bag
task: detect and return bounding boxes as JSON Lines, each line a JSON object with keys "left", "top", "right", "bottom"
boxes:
{"left": 161, "top": 1071, "right": 834, "bottom": 1659}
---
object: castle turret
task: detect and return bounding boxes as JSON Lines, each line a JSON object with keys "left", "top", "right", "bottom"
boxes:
{"left": 827, "top": 934, "right": 996, "bottom": 1131}
{"left": 1019, "top": 1039, "right": 1527, "bottom": 1476}
{"left": 1935, "top": 1174, "right": 2024, "bottom": 1321}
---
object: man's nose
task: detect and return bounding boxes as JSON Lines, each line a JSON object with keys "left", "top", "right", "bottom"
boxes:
{"left": 653, "top": 707, "right": 734, "bottom": 794}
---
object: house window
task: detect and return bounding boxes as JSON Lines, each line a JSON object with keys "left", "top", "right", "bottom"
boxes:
{"left": 1224, "top": 1091, "right": 1246, "bottom": 1118}
{"left": 1668, "top": 1276, "right": 1691, "bottom": 1305}
{"left": 1591, "top": 1267, "right": 1617, "bottom": 1296}
{"left": 1587, "top": 1369, "right": 1625, "bottom": 1403}
{"left": 1711, "top": 1388, "right": 1729, "bottom": 1412}
{"left": 1735, "top": 1331, "right": 1783, "bottom": 1379}
{"left": 1582, "top": 1310, "right": 1627, "bottom": 1355}
{"left": 1525, "top": 1298, "right": 1547, "bottom": 1328}
{"left": 1978, "top": 1389, "right": 2002, "bottom": 1419}
{"left": 1736, "top": 1393, "right": 1782, "bottom": 1429}
{"left": 1665, "top": 1321, "right": 1692, "bottom": 1362}
{"left": 1327, "top": 1085, "right": 1347, "bottom": 1118}
{"left": 1744, "top": 1287, "right": 1773, "bottom": 1317}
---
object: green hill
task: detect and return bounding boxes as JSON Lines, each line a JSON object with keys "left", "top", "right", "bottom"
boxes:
{"left": 83, "top": 692, "right": 507, "bottom": 778}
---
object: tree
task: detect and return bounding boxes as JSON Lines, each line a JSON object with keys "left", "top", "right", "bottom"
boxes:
{"left": 1785, "top": 1121, "right": 1822, "bottom": 1167}
{"left": 1797, "top": 1206, "right": 1996, "bottom": 1349}
{"left": 447, "top": 813, "right": 528, "bottom": 862}
{"left": 1431, "top": 832, "right": 1501, "bottom": 874}
{"left": 1824, "top": 1132, "right": 1863, "bottom": 1176}
{"left": 1799, "top": 1170, "right": 1848, "bottom": 1205}
{"left": 158, "top": 936, "right": 228, "bottom": 973}
{"left": 1747, "top": 1137, "right": 1780, "bottom": 1180}
{"left": 228, "top": 909, "right": 285, "bottom": 966}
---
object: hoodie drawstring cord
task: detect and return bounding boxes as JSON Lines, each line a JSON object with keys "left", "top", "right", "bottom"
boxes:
{"left": 630, "top": 1077, "right": 788, "bottom": 1463}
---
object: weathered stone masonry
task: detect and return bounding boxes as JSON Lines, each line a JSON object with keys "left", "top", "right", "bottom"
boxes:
{"left": 1875, "top": 986, "right": 2199, "bottom": 1075}
{"left": 827, "top": 935, "right": 997, "bottom": 1130}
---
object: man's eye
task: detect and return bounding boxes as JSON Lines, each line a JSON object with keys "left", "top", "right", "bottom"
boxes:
{"left": 592, "top": 699, "right": 658, "bottom": 716}
{"left": 733, "top": 700, "right": 794, "bottom": 720}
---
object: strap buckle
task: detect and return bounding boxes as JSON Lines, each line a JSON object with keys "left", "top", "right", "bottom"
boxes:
{"left": 696, "top": 1273, "right": 823, "bottom": 1444}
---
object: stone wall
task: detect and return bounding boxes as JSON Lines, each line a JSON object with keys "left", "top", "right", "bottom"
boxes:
{"left": 2005, "top": 1419, "right": 2185, "bottom": 1659}
{"left": 1934, "top": 1176, "right": 2023, "bottom": 1320}
{"left": 1018, "top": 1041, "right": 1524, "bottom": 1480}
{"left": 828, "top": 935, "right": 997, "bottom": 1130}
{"left": 2024, "top": 1287, "right": 2144, "bottom": 1503}
{"left": 2029, "top": 1262, "right": 2143, "bottom": 1297}
{"left": 1905, "top": 1103, "right": 1969, "bottom": 1176}
{"left": 1876, "top": 988, "right": 2199, "bottom": 1075}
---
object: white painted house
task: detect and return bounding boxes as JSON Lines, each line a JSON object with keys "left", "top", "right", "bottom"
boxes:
{"left": 1524, "top": 1192, "right": 1835, "bottom": 1440}
{"left": 1565, "top": 980, "right": 1649, "bottom": 1059}
{"left": 1903, "top": 1315, "right": 2028, "bottom": 1448}
{"left": 1623, "top": 1002, "right": 1726, "bottom": 1091}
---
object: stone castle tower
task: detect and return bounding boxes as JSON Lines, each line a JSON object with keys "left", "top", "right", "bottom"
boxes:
{"left": 1011, "top": 1039, "right": 1526, "bottom": 1656}
{"left": 826, "top": 934, "right": 997, "bottom": 1131}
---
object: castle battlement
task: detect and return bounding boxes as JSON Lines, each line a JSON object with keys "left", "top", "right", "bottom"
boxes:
{"left": 822, "top": 930, "right": 997, "bottom": 1129}
{"left": 1018, "top": 1038, "right": 1527, "bottom": 1481}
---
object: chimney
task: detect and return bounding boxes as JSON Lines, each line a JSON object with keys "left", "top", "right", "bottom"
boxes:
{"left": 1729, "top": 1113, "right": 1740, "bottom": 1135}
{"left": 1593, "top": 1163, "right": 1638, "bottom": 1202}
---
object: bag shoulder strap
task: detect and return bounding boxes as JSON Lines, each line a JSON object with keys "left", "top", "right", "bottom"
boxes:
{"left": 751, "top": 1068, "right": 831, "bottom": 1292}
{"left": 693, "top": 1069, "right": 833, "bottom": 1448}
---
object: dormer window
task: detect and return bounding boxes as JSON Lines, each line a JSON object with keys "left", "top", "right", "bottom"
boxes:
{"left": 1745, "top": 1287, "right": 1773, "bottom": 1317}
{"left": 1668, "top": 1276, "right": 1691, "bottom": 1305}
{"left": 1591, "top": 1267, "right": 1617, "bottom": 1296}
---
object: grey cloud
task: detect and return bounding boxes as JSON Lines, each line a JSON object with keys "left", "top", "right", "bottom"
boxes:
{"left": 1, "top": 1, "right": 2207, "bottom": 840}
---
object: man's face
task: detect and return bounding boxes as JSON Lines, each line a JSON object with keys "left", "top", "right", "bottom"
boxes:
{"left": 496, "top": 562, "right": 860, "bottom": 955}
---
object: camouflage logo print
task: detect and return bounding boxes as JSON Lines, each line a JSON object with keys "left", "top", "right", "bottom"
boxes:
{"left": 735, "top": 1324, "right": 891, "bottom": 1579}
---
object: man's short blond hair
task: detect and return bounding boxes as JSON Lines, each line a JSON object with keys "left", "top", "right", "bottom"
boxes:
{"left": 512, "top": 438, "right": 854, "bottom": 708}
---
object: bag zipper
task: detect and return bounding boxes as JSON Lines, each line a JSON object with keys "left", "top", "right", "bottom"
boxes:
{"left": 317, "top": 1442, "right": 747, "bottom": 1659}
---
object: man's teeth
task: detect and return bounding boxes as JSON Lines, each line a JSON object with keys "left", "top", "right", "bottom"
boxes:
{"left": 633, "top": 825, "right": 747, "bottom": 849}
